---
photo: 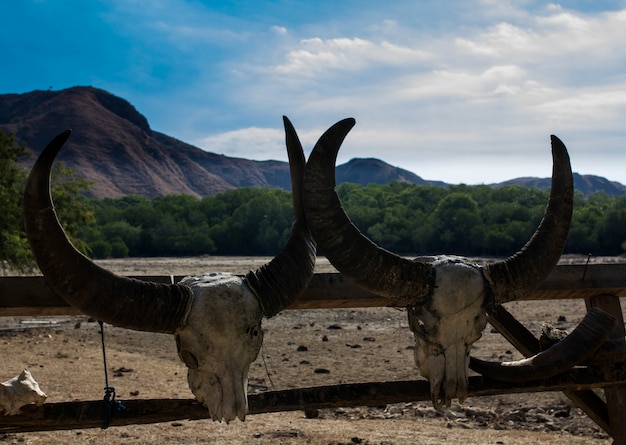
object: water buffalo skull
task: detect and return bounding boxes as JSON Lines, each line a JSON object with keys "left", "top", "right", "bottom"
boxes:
{"left": 22, "top": 116, "right": 346, "bottom": 422}
{"left": 302, "top": 118, "right": 608, "bottom": 409}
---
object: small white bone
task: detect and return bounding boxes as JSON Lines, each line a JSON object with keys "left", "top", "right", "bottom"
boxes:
{"left": 0, "top": 369, "right": 47, "bottom": 415}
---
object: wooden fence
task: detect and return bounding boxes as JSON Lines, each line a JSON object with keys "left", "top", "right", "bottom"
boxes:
{"left": 1, "top": 263, "right": 626, "bottom": 442}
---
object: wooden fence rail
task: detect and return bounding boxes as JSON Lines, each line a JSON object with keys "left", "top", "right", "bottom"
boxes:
{"left": 2, "top": 368, "right": 626, "bottom": 433}
{"left": 2, "top": 263, "right": 626, "bottom": 316}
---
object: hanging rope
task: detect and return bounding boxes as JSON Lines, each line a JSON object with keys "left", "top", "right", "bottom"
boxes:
{"left": 99, "top": 321, "right": 126, "bottom": 429}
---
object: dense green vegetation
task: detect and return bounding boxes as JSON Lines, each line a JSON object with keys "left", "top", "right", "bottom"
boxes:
{"left": 0, "top": 130, "right": 94, "bottom": 272}
{"left": 75, "top": 181, "right": 626, "bottom": 259}
{"left": 3, "top": 123, "right": 625, "bottom": 266}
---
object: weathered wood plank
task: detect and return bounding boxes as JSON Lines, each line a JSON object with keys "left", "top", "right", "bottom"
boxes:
{"left": 2, "top": 367, "right": 626, "bottom": 433}
{"left": 2, "top": 264, "right": 626, "bottom": 315}
{"left": 487, "top": 305, "right": 540, "bottom": 356}
{"left": 586, "top": 295, "right": 626, "bottom": 445}
{"left": 529, "top": 263, "right": 626, "bottom": 301}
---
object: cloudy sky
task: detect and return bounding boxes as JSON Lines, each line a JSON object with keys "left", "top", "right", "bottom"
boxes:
{"left": 2, "top": 1, "right": 626, "bottom": 184}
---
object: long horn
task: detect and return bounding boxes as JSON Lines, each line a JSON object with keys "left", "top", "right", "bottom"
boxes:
{"left": 468, "top": 308, "right": 615, "bottom": 382}
{"left": 303, "top": 119, "right": 434, "bottom": 306}
{"left": 23, "top": 130, "right": 193, "bottom": 334}
{"left": 245, "top": 116, "right": 316, "bottom": 317}
{"left": 483, "top": 135, "right": 573, "bottom": 305}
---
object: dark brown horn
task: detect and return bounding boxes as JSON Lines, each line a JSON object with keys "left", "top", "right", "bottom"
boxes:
{"left": 245, "top": 116, "right": 316, "bottom": 317}
{"left": 483, "top": 135, "right": 573, "bottom": 305}
{"left": 303, "top": 119, "right": 434, "bottom": 306}
{"left": 468, "top": 308, "right": 615, "bottom": 382}
{"left": 23, "top": 130, "right": 193, "bottom": 334}
{"left": 585, "top": 337, "right": 626, "bottom": 365}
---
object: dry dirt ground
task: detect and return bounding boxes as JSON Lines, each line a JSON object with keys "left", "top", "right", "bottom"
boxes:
{"left": 1, "top": 255, "right": 625, "bottom": 444}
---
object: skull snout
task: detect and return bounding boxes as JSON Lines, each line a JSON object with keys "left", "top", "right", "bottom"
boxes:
{"left": 443, "top": 343, "right": 470, "bottom": 404}
{"left": 188, "top": 369, "right": 248, "bottom": 422}
{"left": 415, "top": 342, "right": 470, "bottom": 409}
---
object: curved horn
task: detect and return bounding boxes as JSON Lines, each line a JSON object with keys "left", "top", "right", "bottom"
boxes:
{"left": 303, "top": 119, "right": 434, "bottom": 305}
{"left": 468, "top": 308, "right": 615, "bottom": 382}
{"left": 483, "top": 135, "right": 574, "bottom": 305}
{"left": 23, "top": 130, "right": 193, "bottom": 334}
{"left": 245, "top": 116, "right": 317, "bottom": 317}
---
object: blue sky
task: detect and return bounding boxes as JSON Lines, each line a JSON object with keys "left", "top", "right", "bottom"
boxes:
{"left": 2, "top": 1, "right": 626, "bottom": 184}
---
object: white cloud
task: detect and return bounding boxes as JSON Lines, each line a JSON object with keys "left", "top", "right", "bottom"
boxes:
{"left": 195, "top": 127, "right": 286, "bottom": 160}
{"left": 274, "top": 37, "right": 432, "bottom": 76}
{"left": 108, "top": 1, "right": 626, "bottom": 184}
{"left": 532, "top": 86, "right": 626, "bottom": 126}
{"left": 271, "top": 25, "right": 288, "bottom": 35}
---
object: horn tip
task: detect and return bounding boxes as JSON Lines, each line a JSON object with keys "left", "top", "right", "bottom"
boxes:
{"left": 56, "top": 129, "right": 72, "bottom": 144}
{"left": 550, "top": 134, "right": 566, "bottom": 149}
{"left": 549, "top": 134, "right": 570, "bottom": 161}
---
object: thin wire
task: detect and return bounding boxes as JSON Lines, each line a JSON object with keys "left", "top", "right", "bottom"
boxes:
{"left": 99, "top": 321, "right": 125, "bottom": 429}
{"left": 260, "top": 342, "right": 275, "bottom": 389}
{"left": 582, "top": 253, "right": 593, "bottom": 282}
{"left": 99, "top": 321, "right": 110, "bottom": 388}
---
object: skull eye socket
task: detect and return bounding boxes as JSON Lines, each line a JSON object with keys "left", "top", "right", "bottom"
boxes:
{"left": 175, "top": 335, "right": 200, "bottom": 369}
{"left": 180, "top": 349, "right": 200, "bottom": 370}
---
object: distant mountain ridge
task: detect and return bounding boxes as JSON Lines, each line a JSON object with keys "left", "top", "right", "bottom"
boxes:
{"left": 1, "top": 86, "right": 624, "bottom": 198}
{"left": 336, "top": 157, "right": 446, "bottom": 188}
{"left": 496, "top": 174, "right": 626, "bottom": 196}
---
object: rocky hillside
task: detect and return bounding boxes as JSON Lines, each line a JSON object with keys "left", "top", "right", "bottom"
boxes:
{"left": 336, "top": 157, "right": 445, "bottom": 187}
{"left": 1, "top": 86, "right": 624, "bottom": 198}
{"left": 0, "top": 87, "right": 291, "bottom": 198}
{"left": 497, "top": 173, "right": 626, "bottom": 197}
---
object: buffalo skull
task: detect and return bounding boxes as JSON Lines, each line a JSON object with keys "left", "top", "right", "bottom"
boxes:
{"left": 22, "top": 116, "right": 340, "bottom": 422}
{"left": 302, "top": 118, "right": 606, "bottom": 409}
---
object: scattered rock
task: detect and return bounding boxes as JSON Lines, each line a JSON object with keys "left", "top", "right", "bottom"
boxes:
{"left": 318, "top": 402, "right": 608, "bottom": 440}
{"left": 270, "top": 429, "right": 300, "bottom": 438}
{"left": 304, "top": 408, "right": 319, "bottom": 419}
{"left": 113, "top": 367, "right": 133, "bottom": 377}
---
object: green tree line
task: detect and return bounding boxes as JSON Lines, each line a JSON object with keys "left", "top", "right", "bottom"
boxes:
{"left": 75, "top": 181, "right": 626, "bottom": 259}
{"left": 4, "top": 128, "right": 626, "bottom": 266}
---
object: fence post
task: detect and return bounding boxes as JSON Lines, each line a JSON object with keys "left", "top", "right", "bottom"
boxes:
{"left": 586, "top": 295, "right": 626, "bottom": 445}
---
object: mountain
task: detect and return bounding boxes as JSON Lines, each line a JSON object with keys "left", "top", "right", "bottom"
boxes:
{"left": 336, "top": 158, "right": 445, "bottom": 187}
{"left": 0, "top": 86, "right": 292, "bottom": 198}
{"left": 496, "top": 173, "right": 626, "bottom": 197}
{"left": 1, "top": 86, "right": 625, "bottom": 198}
